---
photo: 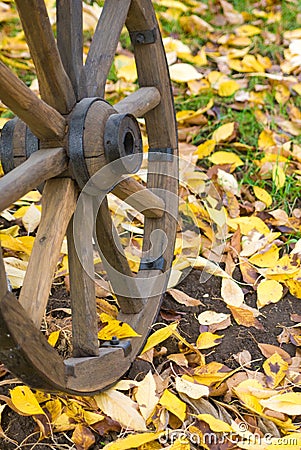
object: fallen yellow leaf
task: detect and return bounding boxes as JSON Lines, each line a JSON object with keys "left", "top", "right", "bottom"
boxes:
{"left": 195, "top": 139, "right": 216, "bottom": 158}
{"left": 159, "top": 389, "right": 186, "bottom": 422}
{"left": 196, "top": 332, "right": 223, "bottom": 349}
{"left": 196, "top": 414, "right": 233, "bottom": 432}
{"left": 260, "top": 392, "right": 301, "bottom": 416}
{"left": 98, "top": 313, "right": 140, "bottom": 340}
{"left": 212, "top": 122, "right": 236, "bottom": 143}
{"left": 209, "top": 151, "right": 243, "bottom": 170}
{"left": 10, "top": 386, "right": 45, "bottom": 416}
{"left": 257, "top": 279, "right": 283, "bottom": 308}
{"left": 249, "top": 244, "right": 280, "bottom": 268}
{"left": 141, "top": 322, "right": 178, "bottom": 354}
{"left": 227, "top": 216, "right": 270, "bottom": 235}
{"left": 102, "top": 432, "right": 163, "bottom": 450}
{"left": 218, "top": 80, "right": 240, "bottom": 97}
{"left": 263, "top": 353, "right": 288, "bottom": 388}
{"left": 272, "top": 165, "right": 286, "bottom": 190}
{"left": 253, "top": 186, "right": 272, "bottom": 207}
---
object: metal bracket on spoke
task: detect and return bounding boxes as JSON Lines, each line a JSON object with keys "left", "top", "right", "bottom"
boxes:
{"left": 140, "top": 255, "right": 165, "bottom": 272}
{"left": 130, "top": 28, "right": 157, "bottom": 45}
{"left": 101, "top": 337, "right": 132, "bottom": 357}
{"left": 148, "top": 147, "right": 173, "bottom": 162}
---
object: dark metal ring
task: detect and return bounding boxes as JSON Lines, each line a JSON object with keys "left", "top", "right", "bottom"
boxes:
{"left": 68, "top": 97, "right": 104, "bottom": 189}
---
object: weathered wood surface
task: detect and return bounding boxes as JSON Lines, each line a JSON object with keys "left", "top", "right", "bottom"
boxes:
{"left": 15, "top": 0, "right": 76, "bottom": 113}
{"left": 0, "top": 249, "right": 7, "bottom": 299}
{"left": 0, "top": 148, "right": 68, "bottom": 213}
{"left": 95, "top": 198, "right": 144, "bottom": 313}
{"left": 19, "top": 179, "right": 78, "bottom": 328}
{"left": 65, "top": 346, "right": 129, "bottom": 393}
{"left": 0, "top": 291, "right": 66, "bottom": 392}
{"left": 0, "top": 62, "right": 66, "bottom": 141}
{"left": 113, "top": 177, "right": 164, "bottom": 219}
{"left": 81, "top": 0, "right": 131, "bottom": 97}
{"left": 114, "top": 87, "right": 161, "bottom": 117}
{"left": 67, "top": 197, "right": 99, "bottom": 357}
{"left": 126, "top": 0, "right": 179, "bottom": 289}
{"left": 57, "top": 0, "right": 83, "bottom": 99}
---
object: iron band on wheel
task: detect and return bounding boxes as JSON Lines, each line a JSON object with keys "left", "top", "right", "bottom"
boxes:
{"left": 68, "top": 97, "right": 103, "bottom": 190}
{"left": 25, "top": 126, "right": 39, "bottom": 159}
{"left": 1, "top": 117, "right": 17, "bottom": 174}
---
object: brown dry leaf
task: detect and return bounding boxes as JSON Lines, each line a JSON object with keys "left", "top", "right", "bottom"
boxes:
{"left": 229, "top": 305, "right": 263, "bottom": 330}
{"left": 220, "top": 0, "right": 243, "bottom": 24}
{"left": 258, "top": 343, "right": 292, "bottom": 364}
{"left": 71, "top": 424, "right": 95, "bottom": 450}
{"left": 167, "top": 288, "right": 202, "bottom": 307}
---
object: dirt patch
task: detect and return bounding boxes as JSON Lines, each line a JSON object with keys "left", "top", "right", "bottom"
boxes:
{"left": 0, "top": 269, "right": 300, "bottom": 449}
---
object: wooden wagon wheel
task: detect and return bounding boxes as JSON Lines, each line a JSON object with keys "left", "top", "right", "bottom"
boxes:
{"left": 0, "top": 0, "right": 178, "bottom": 395}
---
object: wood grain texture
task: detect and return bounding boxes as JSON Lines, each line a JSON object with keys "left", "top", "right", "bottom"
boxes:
{"left": 65, "top": 347, "right": 129, "bottom": 393}
{"left": 113, "top": 177, "right": 164, "bottom": 219}
{"left": 126, "top": 0, "right": 178, "bottom": 279}
{"left": 0, "top": 148, "right": 68, "bottom": 213}
{"left": 0, "top": 249, "right": 7, "bottom": 299}
{"left": 15, "top": 0, "right": 76, "bottom": 113}
{"left": 0, "top": 61, "right": 66, "bottom": 141}
{"left": 19, "top": 179, "right": 78, "bottom": 328}
{"left": 114, "top": 87, "right": 161, "bottom": 117}
{"left": 81, "top": 0, "right": 131, "bottom": 97}
{"left": 95, "top": 197, "right": 144, "bottom": 313}
{"left": 67, "top": 196, "right": 99, "bottom": 357}
{"left": 0, "top": 291, "right": 66, "bottom": 392}
{"left": 57, "top": 0, "right": 83, "bottom": 100}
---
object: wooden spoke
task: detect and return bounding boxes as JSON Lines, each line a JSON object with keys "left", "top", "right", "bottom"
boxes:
{"left": 19, "top": 179, "right": 78, "bottom": 329}
{"left": 0, "top": 249, "right": 7, "bottom": 299}
{"left": 0, "top": 148, "right": 68, "bottom": 213}
{"left": 57, "top": 0, "right": 83, "bottom": 100}
{"left": 112, "top": 177, "right": 164, "bottom": 219}
{"left": 114, "top": 87, "right": 161, "bottom": 118}
{"left": 95, "top": 198, "right": 144, "bottom": 313}
{"left": 15, "top": 0, "right": 76, "bottom": 113}
{"left": 0, "top": 62, "right": 66, "bottom": 141}
{"left": 81, "top": 0, "right": 131, "bottom": 97}
{"left": 0, "top": 291, "right": 66, "bottom": 392}
{"left": 126, "top": 1, "right": 177, "bottom": 150}
{"left": 67, "top": 196, "right": 99, "bottom": 357}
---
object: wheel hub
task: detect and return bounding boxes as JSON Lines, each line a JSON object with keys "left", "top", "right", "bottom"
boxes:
{"left": 1, "top": 98, "right": 143, "bottom": 190}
